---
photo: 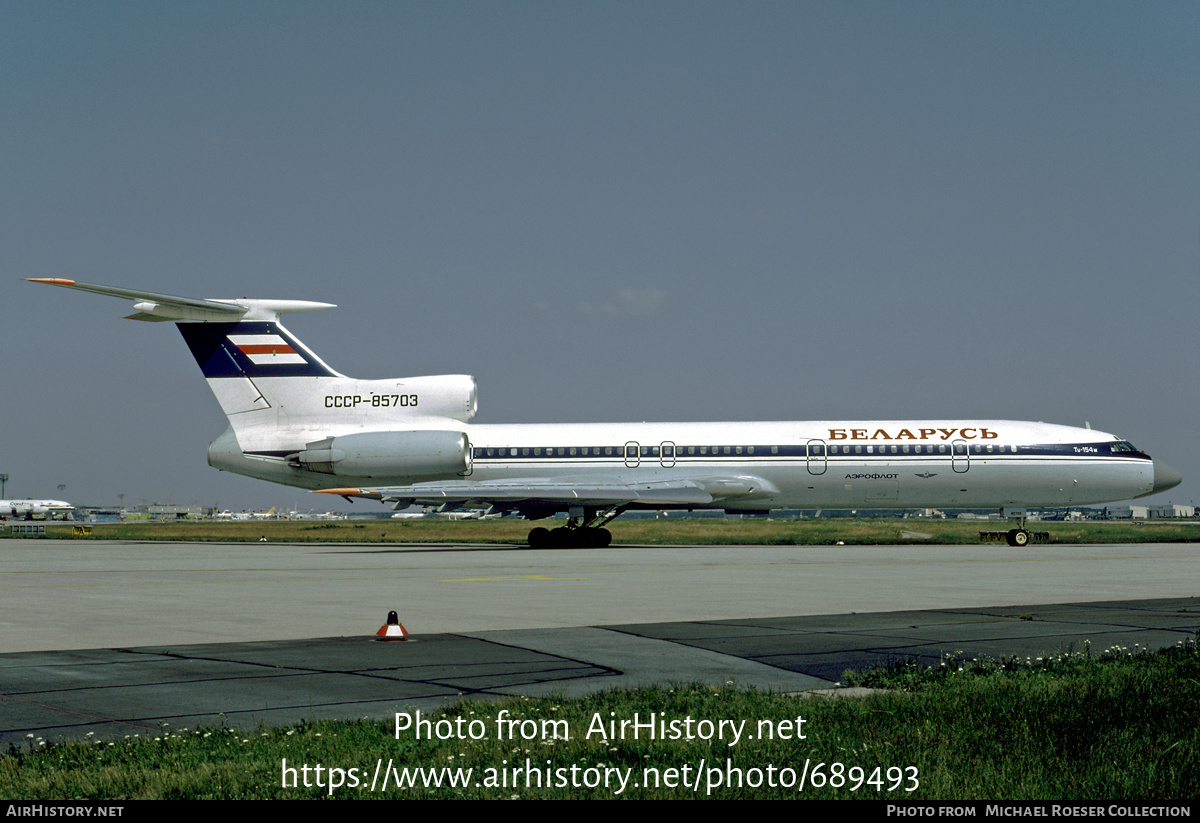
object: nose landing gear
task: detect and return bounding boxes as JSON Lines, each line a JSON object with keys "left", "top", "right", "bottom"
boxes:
{"left": 1006, "top": 527, "right": 1031, "bottom": 547}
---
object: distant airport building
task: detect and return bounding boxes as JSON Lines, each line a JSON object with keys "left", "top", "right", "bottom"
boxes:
{"left": 1105, "top": 505, "right": 1149, "bottom": 519}
{"left": 148, "top": 505, "right": 213, "bottom": 519}
{"left": 1106, "top": 504, "right": 1194, "bottom": 519}
{"left": 1148, "top": 503, "right": 1195, "bottom": 518}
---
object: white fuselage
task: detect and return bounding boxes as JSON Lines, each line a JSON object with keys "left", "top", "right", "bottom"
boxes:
{"left": 211, "top": 418, "right": 1155, "bottom": 510}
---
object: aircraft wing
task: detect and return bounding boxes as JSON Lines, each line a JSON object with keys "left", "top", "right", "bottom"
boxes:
{"left": 316, "top": 475, "right": 776, "bottom": 514}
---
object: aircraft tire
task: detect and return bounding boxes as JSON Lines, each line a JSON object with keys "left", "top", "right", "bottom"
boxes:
{"left": 1006, "top": 528, "right": 1031, "bottom": 547}
{"left": 527, "top": 527, "right": 551, "bottom": 548}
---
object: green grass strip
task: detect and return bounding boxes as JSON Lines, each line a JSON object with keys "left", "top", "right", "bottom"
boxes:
{"left": 4, "top": 641, "right": 1197, "bottom": 799}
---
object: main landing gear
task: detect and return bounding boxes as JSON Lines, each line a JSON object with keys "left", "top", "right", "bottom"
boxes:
{"left": 528, "top": 525, "right": 612, "bottom": 548}
{"left": 527, "top": 505, "right": 625, "bottom": 548}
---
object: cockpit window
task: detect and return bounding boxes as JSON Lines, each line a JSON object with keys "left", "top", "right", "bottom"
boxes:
{"left": 1111, "top": 441, "right": 1137, "bottom": 453}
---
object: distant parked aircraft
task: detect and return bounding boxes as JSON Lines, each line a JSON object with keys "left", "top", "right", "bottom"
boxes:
{"left": 1, "top": 499, "right": 74, "bottom": 520}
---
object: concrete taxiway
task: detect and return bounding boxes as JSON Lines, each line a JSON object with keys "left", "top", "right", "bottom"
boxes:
{"left": 1, "top": 539, "right": 1198, "bottom": 748}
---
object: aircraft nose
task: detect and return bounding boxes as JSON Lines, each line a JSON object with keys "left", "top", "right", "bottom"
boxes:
{"left": 1152, "top": 461, "right": 1183, "bottom": 495}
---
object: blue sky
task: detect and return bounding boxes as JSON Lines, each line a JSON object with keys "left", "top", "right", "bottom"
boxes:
{"left": 4, "top": 1, "right": 1197, "bottom": 511}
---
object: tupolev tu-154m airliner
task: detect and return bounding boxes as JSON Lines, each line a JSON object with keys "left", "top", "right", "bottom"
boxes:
{"left": 30, "top": 279, "right": 1182, "bottom": 548}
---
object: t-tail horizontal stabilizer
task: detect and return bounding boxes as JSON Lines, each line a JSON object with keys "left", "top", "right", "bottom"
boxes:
{"left": 26, "top": 279, "right": 335, "bottom": 323}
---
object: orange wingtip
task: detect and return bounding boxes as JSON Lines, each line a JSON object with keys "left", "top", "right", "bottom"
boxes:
{"left": 314, "top": 488, "right": 366, "bottom": 495}
{"left": 27, "top": 278, "right": 77, "bottom": 285}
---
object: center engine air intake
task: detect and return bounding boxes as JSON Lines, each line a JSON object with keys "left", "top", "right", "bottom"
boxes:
{"left": 289, "top": 430, "right": 471, "bottom": 479}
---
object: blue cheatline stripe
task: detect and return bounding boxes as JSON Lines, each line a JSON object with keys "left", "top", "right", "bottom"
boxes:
{"left": 177, "top": 322, "right": 336, "bottom": 378}
{"left": 246, "top": 443, "right": 1148, "bottom": 462}
{"left": 467, "top": 443, "right": 1149, "bottom": 461}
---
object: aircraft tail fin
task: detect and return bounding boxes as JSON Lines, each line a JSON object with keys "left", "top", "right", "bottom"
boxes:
{"left": 177, "top": 320, "right": 342, "bottom": 378}
{"left": 28, "top": 280, "right": 476, "bottom": 454}
{"left": 29, "top": 278, "right": 344, "bottom": 380}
